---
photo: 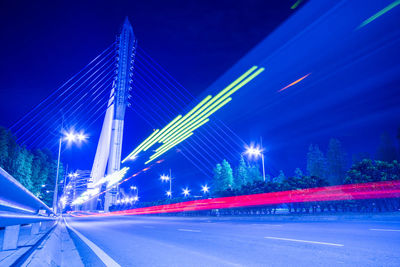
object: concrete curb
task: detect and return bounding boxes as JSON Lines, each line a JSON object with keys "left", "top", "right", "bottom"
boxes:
{"left": 21, "top": 220, "right": 83, "bottom": 267}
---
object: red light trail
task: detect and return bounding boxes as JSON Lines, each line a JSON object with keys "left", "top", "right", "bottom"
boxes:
{"left": 72, "top": 180, "right": 400, "bottom": 217}
{"left": 278, "top": 73, "right": 311, "bottom": 92}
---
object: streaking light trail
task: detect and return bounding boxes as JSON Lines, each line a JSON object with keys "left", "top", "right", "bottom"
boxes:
{"left": 72, "top": 167, "right": 130, "bottom": 205}
{"left": 122, "top": 66, "right": 265, "bottom": 164}
{"left": 357, "top": 0, "right": 400, "bottom": 29}
{"left": 278, "top": 73, "right": 311, "bottom": 92}
{"left": 72, "top": 160, "right": 164, "bottom": 206}
{"left": 72, "top": 180, "right": 400, "bottom": 217}
{"left": 291, "top": 0, "right": 303, "bottom": 10}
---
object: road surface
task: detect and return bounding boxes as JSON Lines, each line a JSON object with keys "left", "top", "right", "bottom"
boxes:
{"left": 65, "top": 215, "right": 400, "bottom": 266}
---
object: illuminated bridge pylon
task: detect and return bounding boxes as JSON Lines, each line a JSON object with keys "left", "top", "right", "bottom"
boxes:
{"left": 88, "top": 18, "right": 136, "bottom": 212}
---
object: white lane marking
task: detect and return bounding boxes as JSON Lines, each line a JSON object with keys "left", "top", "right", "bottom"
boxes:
{"left": 64, "top": 218, "right": 121, "bottom": 267}
{"left": 370, "top": 228, "right": 400, "bottom": 232}
{"left": 177, "top": 228, "right": 201, "bottom": 232}
{"left": 251, "top": 224, "right": 283, "bottom": 226}
{"left": 264, "top": 236, "right": 344, "bottom": 247}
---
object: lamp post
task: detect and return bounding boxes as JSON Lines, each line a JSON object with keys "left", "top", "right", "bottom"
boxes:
{"left": 244, "top": 138, "right": 266, "bottom": 181}
{"left": 161, "top": 169, "right": 172, "bottom": 199}
{"left": 53, "top": 130, "right": 87, "bottom": 215}
{"left": 130, "top": 185, "right": 138, "bottom": 200}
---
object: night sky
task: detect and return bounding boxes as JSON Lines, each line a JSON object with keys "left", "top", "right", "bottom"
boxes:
{"left": 1, "top": 0, "right": 399, "bottom": 201}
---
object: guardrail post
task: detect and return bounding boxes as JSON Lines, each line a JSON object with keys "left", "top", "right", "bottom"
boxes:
{"left": 40, "top": 221, "right": 49, "bottom": 231}
{"left": 2, "top": 225, "right": 20, "bottom": 250}
{"left": 31, "top": 222, "right": 40, "bottom": 235}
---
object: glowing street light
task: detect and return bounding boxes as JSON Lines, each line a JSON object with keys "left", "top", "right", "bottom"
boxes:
{"left": 53, "top": 129, "right": 88, "bottom": 214}
{"left": 76, "top": 133, "right": 88, "bottom": 142}
{"left": 245, "top": 145, "right": 263, "bottom": 157}
{"left": 133, "top": 196, "right": 139, "bottom": 202}
{"left": 166, "top": 190, "right": 172, "bottom": 197}
{"left": 160, "top": 174, "right": 170, "bottom": 182}
{"left": 64, "top": 131, "right": 87, "bottom": 144}
{"left": 244, "top": 138, "right": 266, "bottom": 181}
{"left": 161, "top": 170, "right": 173, "bottom": 198}
{"left": 201, "top": 185, "right": 209, "bottom": 194}
{"left": 68, "top": 172, "right": 79, "bottom": 178}
{"left": 182, "top": 188, "right": 190, "bottom": 197}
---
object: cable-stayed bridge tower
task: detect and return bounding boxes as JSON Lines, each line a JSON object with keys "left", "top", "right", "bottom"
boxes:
{"left": 88, "top": 18, "right": 136, "bottom": 212}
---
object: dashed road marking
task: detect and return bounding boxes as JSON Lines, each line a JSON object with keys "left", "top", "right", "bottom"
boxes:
{"left": 177, "top": 228, "right": 201, "bottom": 232}
{"left": 264, "top": 236, "right": 344, "bottom": 247}
{"left": 251, "top": 224, "right": 283, "bottom": 226}
{"left": 370, "top": 228, "right": 400, "bottom": 232}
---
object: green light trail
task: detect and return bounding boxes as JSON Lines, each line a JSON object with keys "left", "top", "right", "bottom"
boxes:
{"left": 357, "top": 0, "right": 400, "bottom": 29}
{"left": 162, "top": 97, "right": 232, "bottom": 146}
{"left": 122, "top": 129, "right": 159, "bottom": 162}
{"left": 222, "top": 68, "right": 265, "bottom": 98}
{"left": 151, "top": 131, "right": 194, "bottom": 159}
{"left": 155, "top": 118, "right": 210, "bottom": 153}
{"left": 161, "top": 68, "right": 264, "bottom": 144}
{"left": 291, "top": 0, "right": 302, "bottom": 10}
{"left": 146, "top": 132, "right": 194, "bottom": 164}
{"left": 157, "top": 95, "right": 212, "bottom": 143}
{"left": 142, "top": 115, "right": 182, "bottom": 151}
{"left": 159, "top": 67, "right": 257, "bottom": 143}
{"left": 122, "top": 65, "right": 265, "bottom": 165}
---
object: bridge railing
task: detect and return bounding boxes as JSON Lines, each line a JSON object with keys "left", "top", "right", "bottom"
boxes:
{"left": 0, "top": 167, "right": 56, "bottom": 250}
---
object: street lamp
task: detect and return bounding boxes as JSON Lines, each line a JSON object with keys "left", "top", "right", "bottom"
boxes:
{"left": 182, "top": 187, "right": 190, "bottom": 197}
{"left": 53, "top": 129, "right": 87, "bottom": 215}
{"left": 160, "top": 170, "right": 172, "bottom": 199}
{"left": 201, "top": 184, "right": 209, "bottom": 194}
{"left": 160, "top": 175, "right": 170, "bottom": 182}
{"left": 130, "top": 185, "right": 139, "bottom": 202}
{"left": 244, "top": 140, "right": 266, "bottom": 182}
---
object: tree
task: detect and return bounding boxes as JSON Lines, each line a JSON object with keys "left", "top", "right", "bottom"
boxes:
{"left": 0, "top": 127, "right": 9, "bottom": 167}
{"left": 377, "top": 132, "right": 397, "bottom": 162}
{"left": 247, "top": 164, "right": 263, "bottom": 183}
{"left": 220, "top": 159, "right": 234, "bottom": 191}
{"left": 30, "top": 149, "right": 50, "bottom": 197}
{"left": 12, "top": 146, "right": 33, "bottom": 191}
{"left": 41, "top": 149, "right": 64, "bottom": 206}
{"left": 274, "top": 170, "right": 286, "bottom": 183}
{"left": 326, "top": 138, "right": 347, "bottom": 185}
{"left": 294, "top": 168, "right": 303, "bottom": 178}
{"left": 0, "top": 126, "right": 63, "bottom": 205}
{"left": 344, "top": 159, "right": 400, "bottom": 184}
{"left": 212, "top": 163, "right": 222, "bottom": 194}
{"left": 307, "top": 144, "right": 327, "bottom": 181}
{"left": 233, "top": 155, "right": 248, "bottom": 189}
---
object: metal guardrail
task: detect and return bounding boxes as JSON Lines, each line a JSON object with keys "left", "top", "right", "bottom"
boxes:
{"left": 0, "top": 167, "right": 53, "bottom": 215}
{"left": 0, "top": 167, "right": 56, "bottom": 251}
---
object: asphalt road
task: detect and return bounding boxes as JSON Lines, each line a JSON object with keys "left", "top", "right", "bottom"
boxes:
{"left": 65, "top": 215, "right": 400, "bottom": 267}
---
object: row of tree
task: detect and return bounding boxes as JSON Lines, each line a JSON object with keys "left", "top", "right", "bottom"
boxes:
{"left": 0, "top": 126, "right": 63, "bottom": 206}
{"left": 111, "top": 133, "right": 400, "bottom": 213}
{"left": 211, "top": 135, "right": 400, "bottom": 197}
